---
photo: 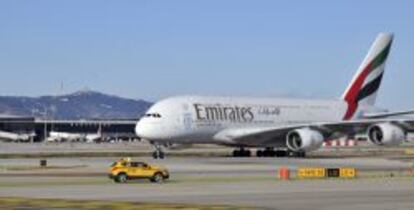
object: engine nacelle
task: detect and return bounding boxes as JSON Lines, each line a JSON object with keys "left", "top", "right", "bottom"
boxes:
{"left": 286, "top": 128, "right": 324, "bottom": 152}
{"left": 367, "top": 123, "right": 405, "bottom": 146}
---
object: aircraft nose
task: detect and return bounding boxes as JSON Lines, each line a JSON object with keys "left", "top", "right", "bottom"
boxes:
{"left": 135, "top": 120, "right": 149, "bottom": 139}
{"left": 135, "top": 119, "right": 162, "bottom": 140}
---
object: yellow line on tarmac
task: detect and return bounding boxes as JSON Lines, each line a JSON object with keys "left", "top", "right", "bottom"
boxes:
{"left": 404, "top": 149, "right": 414, "bottom": 155}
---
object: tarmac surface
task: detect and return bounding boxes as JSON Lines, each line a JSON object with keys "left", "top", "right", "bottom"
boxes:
{"left": 0, "top": 156, "right": 413, "bottom": 209}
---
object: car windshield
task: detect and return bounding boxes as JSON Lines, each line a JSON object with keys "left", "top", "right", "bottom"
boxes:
{"left": 130, "top": 162, "right": 146, "bottom": 167}
{"left": 111, "top": 161, "right": 126, "bottom": 167}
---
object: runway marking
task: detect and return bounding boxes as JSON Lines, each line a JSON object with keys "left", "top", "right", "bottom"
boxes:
{"left": 0, "top": 197, "right": 260, "bottom": 210}
{"left": 0, "top": 164, "right": 87, "bottom": 171}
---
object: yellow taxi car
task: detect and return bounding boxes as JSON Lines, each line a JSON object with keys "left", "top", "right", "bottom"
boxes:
{"left": 108, "top": 158, "right": 169, "bottom": 183}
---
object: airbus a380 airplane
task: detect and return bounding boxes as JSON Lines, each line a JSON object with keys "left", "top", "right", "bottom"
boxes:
{"left": 136, "top": 33, "right": 414, "bottom": 159}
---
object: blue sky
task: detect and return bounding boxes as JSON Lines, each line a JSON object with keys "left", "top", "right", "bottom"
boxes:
{"left": 0, "top": 0, "right": 413, "bottom": 110}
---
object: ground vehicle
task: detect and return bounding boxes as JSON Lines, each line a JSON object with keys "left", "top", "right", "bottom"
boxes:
{"left": 108, "top": 158, "right": 169, "bottom": 183}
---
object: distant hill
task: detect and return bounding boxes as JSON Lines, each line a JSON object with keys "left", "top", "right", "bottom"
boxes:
{"left": 0, "top": 91, "right": 152, "bottom": 120}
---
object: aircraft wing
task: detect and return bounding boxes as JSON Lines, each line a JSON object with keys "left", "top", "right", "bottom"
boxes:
{"left": 362, "top": 110, "right": 414, "bottom": 119}
{"left": 213, "top": 119, "right": 414, "bottom": 147}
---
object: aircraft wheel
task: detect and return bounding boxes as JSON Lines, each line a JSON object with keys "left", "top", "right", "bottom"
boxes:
{"left": 297, "top": 151, "right": 306, "bottom": 158}
{"left": 275, "top": 150, "right": 288, "bottom": 157}
{"left": 288, "top": 151, "right": 306, "bottom": 158}
{"left": 256, "top": 150, "right": 263, "bottom": 157}
{"left": 243, "top": 150, "right": 251, "bottom": 157}
{"left": 152, "top": 150, "right": 165, "bottom": 159}
{"left": 262, "top": 148, "right": 275, "bottom": 157}
{"left": 233, "top": 149, "right": 251, "bottom": 157}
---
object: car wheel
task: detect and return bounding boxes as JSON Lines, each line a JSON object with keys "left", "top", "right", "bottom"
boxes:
{"left": 116, "top": 173, "right": 128, "bottom": 183}
{"left": 151, "top": 172, "right": 164, "bottom": 183}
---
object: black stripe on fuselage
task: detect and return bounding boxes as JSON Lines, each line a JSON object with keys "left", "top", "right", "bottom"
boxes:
{"left": 356, "top": 72, "right": 384, "bottom": 102}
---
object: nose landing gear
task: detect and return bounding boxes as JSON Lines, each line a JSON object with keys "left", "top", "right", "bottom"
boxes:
{"left": 151, "top": 143, "right": 165, "bottom": 159}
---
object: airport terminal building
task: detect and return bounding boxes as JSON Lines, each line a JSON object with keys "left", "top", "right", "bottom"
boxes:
{"left": 0, "top": 115, "right": 138, "bottom": 142}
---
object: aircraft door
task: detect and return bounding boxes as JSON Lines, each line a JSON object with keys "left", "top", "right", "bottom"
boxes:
{"left": 183, "top": 113, "right": 193, "bottom": 131}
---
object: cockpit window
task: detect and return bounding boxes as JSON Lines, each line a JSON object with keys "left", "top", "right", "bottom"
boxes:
{"left": 144, "top": 113, "right": 162, "bottom": 118}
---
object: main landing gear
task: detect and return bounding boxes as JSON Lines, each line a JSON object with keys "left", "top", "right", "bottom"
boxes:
{"left": 291, "top": 151, "right": 306, "bottom": 158}
{"left": 256, "top": 148, "right": 306, "bottom": 158}
{"left": 231, "top": 147, "right": 306, "bottom": 158}
{"left": 256, "top": 148, "right": 287, "bottom": 157}
{"left": 232, "top": 147, "right": 252, "bottom": 157}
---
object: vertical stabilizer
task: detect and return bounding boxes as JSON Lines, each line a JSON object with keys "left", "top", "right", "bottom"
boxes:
{"left": 342, "top": 33, "right": 393, "bottom": 120}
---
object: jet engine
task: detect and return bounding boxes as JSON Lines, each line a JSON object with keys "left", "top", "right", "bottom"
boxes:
{"left": 286, "top": 128, "right": 324, "bottom": 152}
{"left": 367, "top": 123, "right": 405, "bottom": 146}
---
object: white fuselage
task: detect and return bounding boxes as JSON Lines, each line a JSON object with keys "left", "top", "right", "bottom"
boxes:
{"left": 0, "top": 130, "right": 31, "bottom": 142}
{"left": 135, "top": 96, "right": 351, "bottom": 145}
{"left": 47, "top": 131, "right": 101, "bottom": 142}
{"left": 135, "top": 33, "right": 396, "bottom": 149}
